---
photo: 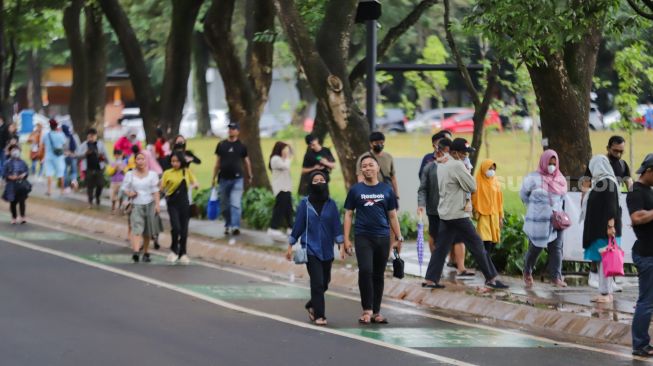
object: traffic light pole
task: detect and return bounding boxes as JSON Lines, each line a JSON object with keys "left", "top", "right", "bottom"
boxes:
{"left": 366, "top": 19, "right": 377, "bottom": 132}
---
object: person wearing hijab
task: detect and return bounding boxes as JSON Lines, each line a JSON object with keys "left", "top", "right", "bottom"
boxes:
{"left": 472, "top": 159, "right": 503, "bottom": 273}
{"left": 114, "top": 128, "right": 142, "bottom": 158}
{"left": 286, "top": 170, "right": 343, "bottom": 326}
{"left": 582, "top": 155, "right": 622, "bottom": 303}
{"left": 520, "top": 149, "right": 568, "bottom": 288}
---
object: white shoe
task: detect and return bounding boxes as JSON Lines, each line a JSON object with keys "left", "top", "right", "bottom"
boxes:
{"left": 613, "top": 279, "right": 623, "bottom": 292}
{"left": 179, "top": 255, "right": 190, "bottom": 265}
{"left": 588, "top": 272, "right": 599, "bottom": 288}
{"left": 166, "top": 253, "right": 178, "bottom": 263}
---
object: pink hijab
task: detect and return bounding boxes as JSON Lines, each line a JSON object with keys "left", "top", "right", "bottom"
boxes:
{"left": 537, "top": 149, "right": 567, "bottom": 195}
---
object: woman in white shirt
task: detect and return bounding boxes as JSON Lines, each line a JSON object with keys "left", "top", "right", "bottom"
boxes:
{"left": 122, "top": 151, "right": 161, "bottom": 263}
{"left": 267, "top": 142, "right": 293, "bottom": 240}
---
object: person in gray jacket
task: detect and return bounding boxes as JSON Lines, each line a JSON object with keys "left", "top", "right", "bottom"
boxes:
{"left": 422, "top": 138, "right": 508, "bottom": 289}
{"left": 76, "top": 128, "right": 109, "bottom": 208}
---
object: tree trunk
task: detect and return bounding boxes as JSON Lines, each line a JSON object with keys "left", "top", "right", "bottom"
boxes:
{"left": 204, "top": 0, "right": 273, "bottom": 190}
{"left": 468, "top": 63, "right": 499, "bottom": 171}
{"left": 27, "top": 48, "right": 43, "bottom": 112}
{"left": 311, "top": 103, "right": 329, "bottom": 143}
{"left": 98, "top": 0, "right": 159, "bottom": 142}
{"left": 192, "top": 30, "right": 211, "bottom": 136}
{"left": 63, "top": 0, "right": 88, "bottom": 134}
{"left": 85, "top": 3, "right": 106, "bottom": 136}
{"left": 0, "top": 0, "right": 6, "bottom": 120}
{"left": 291, "top": 73, "right": 315, "bottom": 127}
{"left": 527, "top": 28, "right": 600, "bottom": 183}
{"left": 159, "top": 0, "right": 203, "bottom": 135}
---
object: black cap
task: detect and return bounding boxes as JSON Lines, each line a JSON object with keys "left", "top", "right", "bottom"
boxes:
{"left": 369, "top": 131, "right": 385, "bottom": 142}
{"left": 228, "top": 121, "right": 239, "bottom": 130}
{"left": 450, "top": 138, "right": 475, "bottom": 153}
{"left": 636, "top": 153, "right": 653, "bottom": 174}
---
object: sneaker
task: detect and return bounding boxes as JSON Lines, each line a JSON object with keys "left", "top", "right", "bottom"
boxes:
{"left": 486, "top": 280, "right": 509, "bottom": 289}
{"left": 588, "top": 271, "right": 599, "bottom": 288}
{"left": 179, "top": 255, "right": 190, "bottom": 265}
{"left": 142, "top": 253, "right": 151, "bottom": 263}
{"left": 224, "top": 226, "right": 230, "bottom": 235}
{"left": 166, "top": 253, "right": 178, "bottom": 263}
{"left": 132, "top": 253, "right": 140, "bottom": 263}
{"left": 232, "top": 228, "right": 241, "bottom": 236}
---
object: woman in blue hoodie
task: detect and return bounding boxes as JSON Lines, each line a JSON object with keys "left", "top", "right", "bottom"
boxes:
{"left": 286, "top": 171, "right": 344, "bottom": 326}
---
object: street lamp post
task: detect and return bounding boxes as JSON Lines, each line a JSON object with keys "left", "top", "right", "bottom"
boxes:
{"left": 356, "top": 0, "right": 382, "bottom": 131}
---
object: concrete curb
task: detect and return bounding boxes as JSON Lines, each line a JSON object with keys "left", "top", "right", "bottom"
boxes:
{"left": 16, "top": 199, "right": 633, "bottom": 347}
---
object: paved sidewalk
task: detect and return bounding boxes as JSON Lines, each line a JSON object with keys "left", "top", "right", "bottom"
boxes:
{"left": 27, "top": 179, "right": 639, "bottom": 323}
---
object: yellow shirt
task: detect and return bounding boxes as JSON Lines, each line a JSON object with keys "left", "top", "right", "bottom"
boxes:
{"left": 161, "top": 168, "right": 196, "bottom": 197}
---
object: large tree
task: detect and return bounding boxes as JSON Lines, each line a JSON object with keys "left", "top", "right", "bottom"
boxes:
{"left": 469, "top": 0, "right": 620, "bottom": 180}
{"left": 274, "top": 0, "right": 438, "bottom": 187}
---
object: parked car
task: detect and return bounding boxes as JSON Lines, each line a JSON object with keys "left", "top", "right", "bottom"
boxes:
{"left": 180, "top": 109, "right": 229, "bottom": 138}
{"left": 603, "top": 104, "right": 650, "bottom": 129}
{"left": 440, "top": 110, "right": 503, "bottom": 133}
{"left": 588, "top": 103, "right": 604, "bottom": 130}
{"left": 405, "top": 107, "right": 471, "bottom": 133}
{"left": 375, "top": 108, "right": 407, "bottom": 132}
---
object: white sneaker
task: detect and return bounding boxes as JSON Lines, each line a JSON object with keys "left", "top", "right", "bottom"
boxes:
{"left": 179, "top": 255, "right": 190, "bottom": 265}
{"left": 588, "top": 272, "right": 599, "bottom": 288}
{"left": 166, "top": 253, "right": 178, "bottom": 263}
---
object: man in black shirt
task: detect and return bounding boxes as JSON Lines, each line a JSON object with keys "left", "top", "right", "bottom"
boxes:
{"left": 628, "top": 154, "right": 653, "bottom": 357}
{"left": 212, "top": 122, "right": 252, "bottom": 236}
{"left": 298, "top": 134, "right": 335, "bottom": 196}
{"left": 76, "top": 128, "right": 108, "bottom": 208}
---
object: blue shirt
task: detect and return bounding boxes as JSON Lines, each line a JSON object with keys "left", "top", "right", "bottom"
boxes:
{"left": 289, "top": 198, "right": 344, "bottom": 261}
{"left": 344, "top": 182, "right": 397, "bottom": 237}
{"left": 41, "top": 131, "right": 66, "bottom": 159}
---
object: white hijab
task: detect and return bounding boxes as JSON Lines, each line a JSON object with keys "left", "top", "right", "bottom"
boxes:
{"left": 580, "top": 155, "right": 619, "bottom": 222}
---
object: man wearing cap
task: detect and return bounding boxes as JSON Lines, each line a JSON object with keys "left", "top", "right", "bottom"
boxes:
{"left": 41, "top": 119, "right": 67, "bottom": 196}
{"left": 422, "top": 137, "right": 508, "bottom": 289}
{"left": 628, "top": 154, "right": 653, "bottom": 357}
{"left": 356, "top": 132, "right": 399, "bottom": 199}
{"left": 212, "top": 121, "right": 253, "bottom": 236}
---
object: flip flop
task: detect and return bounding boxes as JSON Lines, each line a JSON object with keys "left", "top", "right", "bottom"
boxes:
{"left": 314, "top": 318, "right": 327, "bottom": 326}
{"left": 371, "top": 314, "right": 388, "bottom": 324}
{"left": 358, "top": 312, "right": 372, "bottom": 324}
{"left": 633, "top": 345, "right": 653, "bottom": 357}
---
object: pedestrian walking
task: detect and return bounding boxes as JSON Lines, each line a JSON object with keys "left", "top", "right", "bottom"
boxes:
{"left": 418, "top": 130, "right": 452, "bottom": 178}
{"left": 212, "top": 121, "right": 252, "bottom": 236}
{"left": 41, "top": 119, "right": 66, "bottom": 196}
{"left": 114, "top": 128, "right": 142, "bottom": 158}
{"left": 268, "top": 141, "right": 294, "bottom": 240}
{"left": 107, "top": 148, "right": 126, "bottom": 214}
{"left": 121, "top": 151, "right": 161, "bottom": 263}
{"left": 582, "top": 155, "right": 622, "bottom": 303}
{"left": 521, "top": 150, "right": 568, "bottom": 288}
{"left": 154, "top": 128, "right": 171, "bottom": 170}
{"left": 472, "top": 159, "right": 504, "bottom": 274}
{"left": 2, "top": 145, "right": 30, "bottom": 224}
{"left": 61, "top": 124, "right": 80, "bottom": 191}
{"left": 627, "top": 154, "right": 653, "bottom": 356}
{"left": 356, "top": 132, "right": 399, "bottom": 196}
{"left": 171, "top": 135, "right": 201, "bottom": 166}
{"left": 342, "top": 155, "right": 403, "bottom": 324}
{"left": 422, "top": 138, "right": 507, "bottom": 290}
{"left": 76, "top": 128, "right": 108, "bottom": 208}
{"left": 27, "top": 123, "right": 44, "bottom": 177}
{"left": 161, "top": 151, "right": 198, "bottom": 265}
{"left": 298, "top": 134, "right": 335, "bottom": 196}
{"left": 286, "top": 170, "right": 343, "bottom": 326}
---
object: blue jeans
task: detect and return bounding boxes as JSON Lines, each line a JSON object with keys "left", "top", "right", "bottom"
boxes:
{"left": 64, "top": 156, "right": 78, "bottom": 187}
{"left": 0, "top": 149, "right": 5, "bottom": 175}
{"left": 219, "top": 178, "right": 243, "bottom": 229}
{"left": 523, "top": 231, "right": 564, "bottom": 281}
{"left": 633, "top": 253, "right": 653, "bottom": 350}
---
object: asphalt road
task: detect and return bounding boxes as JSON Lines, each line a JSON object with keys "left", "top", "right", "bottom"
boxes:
{"left": 0, "top": 217, "right": 649, "bottom": 366}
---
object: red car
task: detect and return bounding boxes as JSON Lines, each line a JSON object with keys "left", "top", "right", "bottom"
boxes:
{"left": 441, "top": 109, "right": 503, "bottom": 133}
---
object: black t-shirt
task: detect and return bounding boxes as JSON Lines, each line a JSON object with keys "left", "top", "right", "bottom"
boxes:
{"left": 584, "top": 157, "right": 631, "bottom": 185}
{"left": 215, "top": 140, "right": 248, "bottom": 180}
{"left": 627, "top": 182, "right": 653, "bottom": 257}
{"left": 86, "top": 142, "right": 101, "bottom": 170}
{"left": 302, "top": 147, "right": 335, "bottom": 180}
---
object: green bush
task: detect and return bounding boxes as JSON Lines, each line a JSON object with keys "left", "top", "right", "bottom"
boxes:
{"left": 274, "top": 124, "right": 306, "bottom": 140}
{"left": 192, "top": 187, "right": 214, "bottom": 219}
{"left": 398, "top": 211, "right": 423, "bottom": 240}
{"left": 242, "top": 187, "right": 276, "bottom": 229}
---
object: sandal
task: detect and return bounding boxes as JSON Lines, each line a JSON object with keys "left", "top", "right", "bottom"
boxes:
{"left": 371, "top": 314, "right": 388, "bottom": 324}
{"left": 633, "top": 345, "right": 653, "bottom": 357}
{"left": 358, "top": 311, "right": 372, "bottom": 324}
{"left": 314, "top": 318, "right": 327, "bottom": 326}
{"left": 306, "top": 307, "right": 315, "bottom": 322}
{"left": 422, "top": 282, "right": 445, "bottom": 289}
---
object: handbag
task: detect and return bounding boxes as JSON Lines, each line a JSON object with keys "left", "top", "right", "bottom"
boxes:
{"left": 206, "top": 186, "right": 220, "bottom": 220}
{"left": 601, "top": 237, "right": 625, "bottom": 277}
{"left": 293, "top": 201, "right": 309, "bottom": 264}
{"left": 549, "top": 194, "right": 571, "bottom": 230}
{"left": 15, "top": 179, "right": 32, "bottom": 196}
{"left": 48, "top": 132, "right": 64, "bottom": 156}
{"left": 392, "top": 248, "right": 404, "bottom": 279}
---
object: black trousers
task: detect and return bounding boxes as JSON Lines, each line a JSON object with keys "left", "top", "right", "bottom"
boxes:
{"left": 168, "top": 198, "right": 190, "bottom": 256}
{"left": 425, "top": 218, "right": 498, "bottom": 284}
{"left": 10, "top": 199, "right": 26, "bottom": 218}
{"left": 86, "top": 169, "right": 104, "bottom": 205}
{"left": 305, "top": 255, "right": 333, "bottom": 319}
{"left": 270, "top": 191, "right": 293, "bottom": 229}
{"left": 354, "top": 235, "right": 390, "bottom": 314}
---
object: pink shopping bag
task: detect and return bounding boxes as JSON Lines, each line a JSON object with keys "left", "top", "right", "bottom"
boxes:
{"left": 601, "top": 237, "right": 625, "bottom": 277}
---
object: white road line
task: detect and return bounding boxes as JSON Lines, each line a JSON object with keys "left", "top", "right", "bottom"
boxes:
{"left": 6, "top": 220, "right": 649, "bottom": 363}
{"left": 0, "top": 235, "right": 475, "bottom": 366}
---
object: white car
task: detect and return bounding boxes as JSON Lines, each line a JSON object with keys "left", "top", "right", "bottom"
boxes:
{"left": 180, "top": 109, "right": 229, "bottom": 138}
{"left": 603, "top": 104, "right": 650, "bottom": 129}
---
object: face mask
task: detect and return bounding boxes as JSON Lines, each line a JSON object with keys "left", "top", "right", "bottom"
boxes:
{"left": 548, "top": 164, "right": 556, "bottom": 174}
{"left": 309, "top": 182, "right": 329, "bottom": 200}
{"left": 10, "top": 150, "right": 20, "bottom": 158}
{"left": 174, "top": 142, "right": 186, "bottom": 150}
{"left": 372, "top": 144, "right": 384, "bottom": 153}
{"left": 485, "top": 169, "right": 495, "bottom": 178}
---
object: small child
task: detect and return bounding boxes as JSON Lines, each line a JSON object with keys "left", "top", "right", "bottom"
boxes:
{"left": 107, "top": 149, "right": 126, "bottom": 214}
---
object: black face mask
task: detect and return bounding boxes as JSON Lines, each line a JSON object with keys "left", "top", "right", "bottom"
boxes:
{"left": 372, "top": 144, "right": 384, "bottom": 153}
{"left": 174, "top": 143, "right": 186, "bottom": 150}
{"left": 309, "top": 182, "right": 329, "bottom": 201}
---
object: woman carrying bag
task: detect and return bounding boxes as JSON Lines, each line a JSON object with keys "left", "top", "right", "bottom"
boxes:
{"left": 286, "top": 171, "right": 344, "bottom": 326}
{"left": 3, "top": 145, "right": 30, "bottom": 224}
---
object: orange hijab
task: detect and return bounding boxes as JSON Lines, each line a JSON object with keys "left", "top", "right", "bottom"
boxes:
{"left": 472, "top": 159, "right": 503, "bottom": 216}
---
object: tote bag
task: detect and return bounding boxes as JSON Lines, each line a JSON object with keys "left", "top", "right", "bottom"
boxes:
{"left": 206, "top": 186, "right": 220, "bottom": 220}
{"left": 601, "top": 237, "right": 625, "bottom": 277}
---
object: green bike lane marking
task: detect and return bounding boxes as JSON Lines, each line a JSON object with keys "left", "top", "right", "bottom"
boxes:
{"left": 184, "top": 284, "right": 309, "bottom": 300}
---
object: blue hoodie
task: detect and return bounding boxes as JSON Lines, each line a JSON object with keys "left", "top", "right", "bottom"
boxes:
{"left": 289, "top": 198, "right": 344, "bottom": 261}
